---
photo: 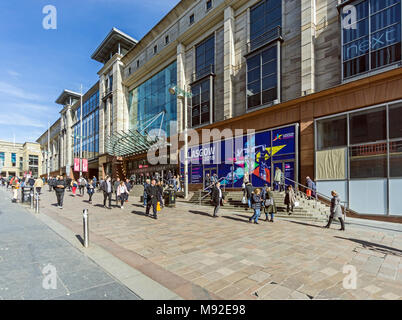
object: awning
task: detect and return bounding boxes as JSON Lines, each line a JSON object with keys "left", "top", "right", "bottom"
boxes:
{"left": 105, "top": 129, "right": 159, "bottom": 157}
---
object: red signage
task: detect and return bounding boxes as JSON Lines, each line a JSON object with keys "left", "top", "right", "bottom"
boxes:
{"left": 74, "top": 158, "right": 80, "bottom": 172}
{"left": 82, "top": 159, "right": 88, "bottom": 173}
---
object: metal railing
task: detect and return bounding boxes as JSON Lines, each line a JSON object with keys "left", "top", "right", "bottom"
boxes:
{"left": 198, "top": 177, "right": 226, "bottom": 206}
{"left": 247, "top": 26, "right": 282, "bottom": 53}
{"left": 282, "top": 177, "right": 349, "bottom": 220}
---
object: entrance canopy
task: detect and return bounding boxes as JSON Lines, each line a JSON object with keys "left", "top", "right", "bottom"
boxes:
{"left": 105, "top": 111, "right": 169, "bottom": 157}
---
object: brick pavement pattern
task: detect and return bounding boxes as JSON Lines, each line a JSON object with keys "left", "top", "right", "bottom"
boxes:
{"left": 27, "top": 188, "right": 402, "bottom": 300}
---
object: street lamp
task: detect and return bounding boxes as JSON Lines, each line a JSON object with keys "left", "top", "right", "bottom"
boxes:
{"left": 169, "top": 85, "right": 192, "bottom": 199}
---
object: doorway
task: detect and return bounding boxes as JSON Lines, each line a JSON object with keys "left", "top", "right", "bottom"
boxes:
{"left": 272, "top": 160, "right": 295, "bottom": 189}
{"left": 203, "top": 166, "right": 217, "bottom": 189}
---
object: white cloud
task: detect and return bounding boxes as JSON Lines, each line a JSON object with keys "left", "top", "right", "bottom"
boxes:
{"left": 0, "top": 81, "right": 43, "bottom": 101}
{"left": 0, "top": 113, "right": 46, "bottom": 128}
{"left": 7, "top": 70, "right": 21, "bottom": 77}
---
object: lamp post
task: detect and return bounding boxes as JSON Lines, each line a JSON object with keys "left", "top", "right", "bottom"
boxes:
{"left": 169, "top": 85, "right": 191, "bottom": 199}
{"left": 79, "top": 84, "right": 83, "bottom": 179}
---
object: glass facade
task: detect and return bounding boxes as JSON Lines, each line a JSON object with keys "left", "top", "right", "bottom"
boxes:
{"left": 195, "top": 35, "right": 215, "bottom": 79}
{"left": 191, "top": 79, "right": 211, "bottom": 127}
{"left": 73, "top": 90, "right": 100, "bottom": 160}
{"left": 128, "top": 62, "right": 177, "bottom": 137}
{"left": 342, "top": 0, "right": 402, "bottom": 79}
{"left": 315, "top": 101, "right": 402, "bottom": 215}
{"left": 0, "top": 152, "right": 4, "bottom": 165}
{"left": 247, "top": 44, "right": 278, "bottom": 109}
{"left": 11, "top": 153, "right": 16, "bottom": 167}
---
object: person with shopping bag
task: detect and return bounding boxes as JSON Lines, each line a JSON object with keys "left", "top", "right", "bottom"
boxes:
{"left": 263, "top": 186, "right": 276, "bottom": 222}
{"left": 116, "top": 181, "right": 129, "bottom": 209}
{"left": 284, "top": 185, "right": 296, "bottom": 215}
{"left": 145, "top": 179, "right": 159, "bottom": 219}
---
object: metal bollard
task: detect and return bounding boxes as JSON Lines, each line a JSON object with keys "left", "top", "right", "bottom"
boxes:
{"left": 35, "top": 193, "right": 40, "bottom": 213}
{"left": 30, "top": 189, "right": 34, "bottom": 209}
{"left": 83, "top": 209, "right": 89, "bottom": 248}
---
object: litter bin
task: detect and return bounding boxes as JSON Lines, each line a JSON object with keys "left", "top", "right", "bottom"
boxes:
{"left": 21, "top": 187, "right": 32, "bottom": 205}
{"left": 164, "top": 188, "right": 176, "bottom": 208}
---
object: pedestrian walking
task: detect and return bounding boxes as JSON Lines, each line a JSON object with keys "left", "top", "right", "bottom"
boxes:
{"left": 324, "top": 190, "right": 345, "bottom": 231}
{"left": 284, "top": 185, "right": 296, "bottom": 215}
{"left": 211, "top": 181, "right": 224, "bottom": 218}
{"left": 87, "top": 179, "right": 96, "bottom": 204}
{"left": 306, "top": 176, "right": 314, "bottom": 199}
{"left": 249, "top": 188, "right": 263, "bottom": 224}
{"left": 11, "top": 177, "right": 20, "bottom": 203}
{"left": 262, "top": 186, "right": 276, "bottom": 222}
{"left": 143, "top": 178, "right": 150, "bottom": 207}
{"left": 116, "top": 181, "right": 129, "bottom": 209}
{"left": 245, "top": 181, "right": 254, "bottom": 210}
{"left": 78, "top": 176, "right": 87, "bottom": 196}
{"left": 274, "top": 167, "right": 282, "bottom": 191}
{"left": 54, "top": 176, "right": 66, "bottom": 209}
{"left": 125, "top": 178, "right": 132, "bottom": 203}
{"left": 71, "top": 179, "right": 78, "bottom": 196}
{"left": 101, "top": 176, "right": 112, "bottom": 209}
{"left": 145, "top": 179, "right": 159, "bottom": 219}
{"left": 157, "top": 180, "right": 164, "bottom": 208}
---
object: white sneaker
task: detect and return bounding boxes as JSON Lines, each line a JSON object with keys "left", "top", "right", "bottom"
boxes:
{"left": 121, "top": 206, "right": 124, "bottom": 209}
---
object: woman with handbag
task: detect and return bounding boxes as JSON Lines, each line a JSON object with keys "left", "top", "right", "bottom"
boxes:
{"left": 87, "top": 179, "right": 96, "bottom": 204}
{"left": 263, "top": 186, "right": 276, "bottom": 222}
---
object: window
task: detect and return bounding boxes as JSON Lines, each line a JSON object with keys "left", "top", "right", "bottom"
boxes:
{"left": 128, "top": 67, "right": 131, "bottom": 75}
{"left": 246, "top": 44, "right": 278, "bottom": 109}
{"left": 109, "top": 75, "right": 113, "bottom": 92}
{"left": 191, "top": 79, "right": 211, "bottom": 127}
{"left": 0, "top": 152, "right": 4, "bottom": 166}
{"left": 137, "top": 60, "right": 140, "bottom": 68}
{"left": 350, "top": 107, "right": 386, "bottom": 144}
{"left": 341, "top": 0, "right": 401, "bottom": 79}
{"left": 250, "top": 0, "right": 282, "bottom": 51}
{"left": 195, "top": 35, "right": 215, "bottom": 79}
{"left": 206, "top": 0, "right": 212, "bottom": 10}
{"left": 165, "top": 35, "right": 169, "bottom": 45}
{"left": 19, "top": 157, "right": 23, "bottom": 170}
{"left": 29, "top": 155, "right": 38, "bottom": 166}
{"left": 317, "top": 116, "right": 347, "bottom": 150}
{"left": 153, "top": 45, "right": 158, "bottom": 54}
{"left": 389, "top": 102, "right": 402, "bottom": 139}
{"left": 190, "top": 14, "right": 195, "bottom": 25}
{"left": 390, "top": 140, "right": 402, "bottom": 177}
{"left": 350, "top": 144, "right": 388, "bottom": 178}
{"left": 11, "top": 153, "right": 16, "bottom": 167}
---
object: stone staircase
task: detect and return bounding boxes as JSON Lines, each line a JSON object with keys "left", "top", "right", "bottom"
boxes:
{"left": 188, "top": 190, "right": 330, "bottom": 222}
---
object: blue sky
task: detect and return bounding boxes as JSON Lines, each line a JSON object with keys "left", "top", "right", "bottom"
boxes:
{"left": 0, "top": 0, "right": 180, "bottom": 143}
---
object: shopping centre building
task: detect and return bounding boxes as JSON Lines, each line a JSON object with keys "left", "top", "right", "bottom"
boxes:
{"left": 36, "top": 0, "right": 402, "bottom": 220}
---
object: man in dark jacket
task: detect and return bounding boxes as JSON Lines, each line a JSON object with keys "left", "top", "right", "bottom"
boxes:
{"left": 125, "top": 178, "right": 132, "bottom": 203}
{"left": 54, "top": 175, "right": 66, "bottom": 209}
{"left": 211, "top": 182, "right": 224, "bottom": 218}
{"left": 145, "top": 179, "right": 159, "bottom": 219}
{"left": 245, "top": 182, "right": 254, "bottom": 209}
{"left": 101, "top": 176, "right": 113, "bottom": 209}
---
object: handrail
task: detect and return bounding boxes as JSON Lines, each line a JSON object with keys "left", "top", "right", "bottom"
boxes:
{"left": 283, "top": 176, "right": 349, "bottom": 220}
{"left": 199, "top": 177, "right": 226, "bottom": 205}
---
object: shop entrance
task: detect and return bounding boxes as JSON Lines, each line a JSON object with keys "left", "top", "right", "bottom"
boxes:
{"left": 273, "top": 160, "right": 295, "bottom": 189}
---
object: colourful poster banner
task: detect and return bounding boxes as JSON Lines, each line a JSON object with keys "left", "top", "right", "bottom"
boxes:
{"left": 82, "top": 159, "right": 88, "bottom": 173}
{"left": 74, "top": 158, "right": 80, "bottom": 172}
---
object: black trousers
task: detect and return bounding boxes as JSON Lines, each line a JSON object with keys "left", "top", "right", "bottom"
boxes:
{"left": 326, "top": 216, "right": 345, "bottom": 229}
{"left": 103, "top": 192, "right": 112, "bottom": 207}
{"left": 88, "top": 192, "right": 93, "bottom": 202}
{"left": 79, "top": 186, "right": 85, "bottom": 196}
{"left": 146, "top": 202, "right": 157, "bottom": 216}
{"left": 55, "top": 191, "right": 64, "bottom": 207}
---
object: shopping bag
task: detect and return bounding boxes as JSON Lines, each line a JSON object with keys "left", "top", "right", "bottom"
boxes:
{"left": 294, "top": 201, "right": 300, "bottom": 207}
{"left": 241, "top": 196, "right": 247, "bottom": 204}
{"left": 306, "top": 189, "right": 312, "bottom": 197}
{"left": 156, "top": 202, "right": 161, "bottom": 212}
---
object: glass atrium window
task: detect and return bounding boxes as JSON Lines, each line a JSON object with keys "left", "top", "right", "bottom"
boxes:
{"left": 195, "top": 35, "right": 215, "bottom": 79}
{"left": 342, "top": 0, "right": 401, "bottom": 79}
{"left": 191, "top": 79, "right": 211, "bottom": 127}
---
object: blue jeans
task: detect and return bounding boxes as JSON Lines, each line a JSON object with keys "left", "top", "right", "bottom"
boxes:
{"left": 143, "top": 193, "right": 147, "bottom": 206}
{"left": 247, "top": 198, "right": 252, "bottom": 208}
{"left": 251, "top": 209, "right": 261, "bottom": 222}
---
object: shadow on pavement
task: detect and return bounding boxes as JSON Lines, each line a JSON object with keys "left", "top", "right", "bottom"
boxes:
{"left": 222, "top": 215, "right": 251, "bottom": 224}
{"left": 287, "top": 220, "right": 326, "bottom": 229}
{"left": 132, "top": 204, "right": 145, "bottom": 208}
{"left": 335, "top": 236, "right": 402, "bottom": 257}
{"left": 188, "top": 210, "right": 213, "bottom": 218}
{"left": 75, "top": 235, "right": 84, "bottom": 246}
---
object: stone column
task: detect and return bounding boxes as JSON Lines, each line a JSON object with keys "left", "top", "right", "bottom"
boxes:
{"left": 223, "top": 6, "right": 235, "bottom": 120}
{"left": 301, "top": 0, "right": 316, "bottom": 95}
{"left": 176, "top": 43, "right": 186, "bottom": 133}
{"left": 65, "top": 105, "right": 73, "bottom": 169}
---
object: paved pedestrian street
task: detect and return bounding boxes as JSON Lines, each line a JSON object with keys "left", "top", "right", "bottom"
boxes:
{"left": 0, "top": 188, "right": 140, "bottom": 300}
{"left": 5, "top": 187, "right": 402, "bottom": 300}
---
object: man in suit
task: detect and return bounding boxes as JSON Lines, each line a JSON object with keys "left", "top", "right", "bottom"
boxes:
{"left": 211, "top": 182, "right": 224, "bottom": 218}
{"left": 145, "top": 179, "right": 159, "bottom": 219}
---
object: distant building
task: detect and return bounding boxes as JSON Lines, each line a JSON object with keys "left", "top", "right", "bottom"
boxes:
{"left": 0, "top": 140, "right": 42, "bottom": 178}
